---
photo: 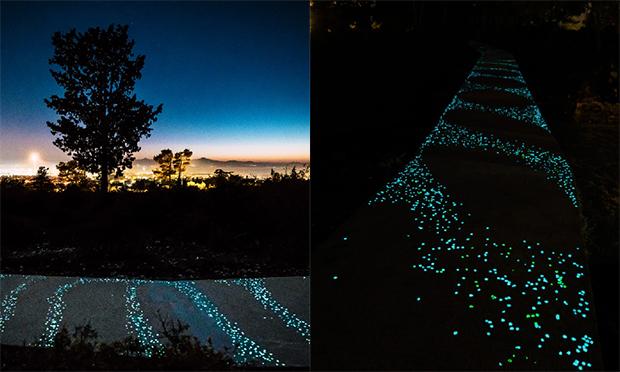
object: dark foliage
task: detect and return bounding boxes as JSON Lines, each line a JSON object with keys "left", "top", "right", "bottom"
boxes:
{"left": 56, "top": 160, "right": 97, "bottom": 191}
{"left": 45, "top": 24, "right": 163, "bottom": 193}
{"left": 173, "top": 149, "right": 193, "bottom": 184}
{"left": 1, "top": 320, "right": 237, "bottom": 370}
{"left": 152, "top": 149, "right": 176, "bottom": 184}
{"left": 32, "top": 166, "right": 55, "bottom": 192}
{"left": 0, "top": 178, "right": 309, "bottom": 280}
{"left": 0, "top": 176, "right": 25, "bottom": 191}
{"left": 152, "top": 148, "right": 194, "bottom": 186}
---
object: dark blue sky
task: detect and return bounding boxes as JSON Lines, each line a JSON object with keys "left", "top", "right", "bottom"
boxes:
{"left": 1, "top": 1, "right": 308, "bottom": 171}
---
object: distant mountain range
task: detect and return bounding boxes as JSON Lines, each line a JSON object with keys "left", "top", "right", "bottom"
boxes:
{"left": 127, "top": 157, "right": 309, "bottom": 178}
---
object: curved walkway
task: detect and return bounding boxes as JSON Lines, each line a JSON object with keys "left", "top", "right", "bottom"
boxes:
{"left": 312, "top": 47, "right": 602, "bottom": 370}
{"left": 0, "top": 274, "right": 309, "bottom": 367}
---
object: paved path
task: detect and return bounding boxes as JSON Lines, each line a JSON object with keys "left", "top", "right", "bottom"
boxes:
{"left": 0, "top": 274, "right": 309, "bottom": 367}
{"left": 312, "top": 47, "right": 602, "bottom": 370}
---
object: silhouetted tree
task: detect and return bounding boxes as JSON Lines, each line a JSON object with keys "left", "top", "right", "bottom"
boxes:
{"left": 56, "top": 160, "right": 95, "bottom": 191}
{"left": 57, "top": 160, "right": 88, "bottom": 185}
{"left": 130, "top": 178, "right": 159, "bottom": 192}
{"left": 289, "top": 166, "right": 299, "bottom": 180}
{"left": 32, "top": 166, "right": 54, "bottom": 192}
{"left": 0, "top": 176, "right": 26, "bottom": 191}
{"left": 173, "top": 149, "right": 193, "bottom": 184}
{"left": 270, "top": 168, "right": 282, "bottom": 182}
{"left": 45, "top": 24, "right": 163, "bottom": 193}
{"left": 299, "top": 163, "right": 310, "bottom": 180}
{"left": 110, "top": 178, "right": 129, "bottom": 192}
{"left": 213, "top": 168, "right": 232, "bottom": 187}
{"left": 153, "top": 149, "right": 175, "bottom": 184}
{"left": 227, "top": 174, "right": 244, "bottom": 186}
{"left": 214, "top": 169, "right": 231, "bottom": 178}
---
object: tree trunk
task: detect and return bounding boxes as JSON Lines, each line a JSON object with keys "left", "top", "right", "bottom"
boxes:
{"left": 100, "top": 149, "right": 109, "bottom": 193}
{"left": 100, "top": 166, "right": 109, "bottom": 193}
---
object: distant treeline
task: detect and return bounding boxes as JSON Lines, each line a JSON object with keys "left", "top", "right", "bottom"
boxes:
{"left": 0, "top": 163, "right": 309, "bottom": 193}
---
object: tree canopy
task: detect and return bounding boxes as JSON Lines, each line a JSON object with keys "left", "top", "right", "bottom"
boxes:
{"left": 153, "top": 148, "right": 194, "bottom": 185}
{"left": 45, "top": 24, "right": 163, "bottom": 192}
{"left": 173, "top": 149, "right": 193, "bottom": 183}
{"left": 33, "top": 166, "right": 54, "bottom": 192}
{"left": 153, "top": 149, "right": 176, "bottom": 183}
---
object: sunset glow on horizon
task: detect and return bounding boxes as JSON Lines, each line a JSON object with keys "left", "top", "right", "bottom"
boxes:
{"left": 1, "top": 2, "right": 309, "bottom": 175}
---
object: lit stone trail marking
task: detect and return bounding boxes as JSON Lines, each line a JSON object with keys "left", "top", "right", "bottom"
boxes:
{"left": 469, "top": 70, "right": 526, "bottom": 84}
{"left": 445, "top": 95, "right": 549, "bottom": 132}
{"left": 423, "top": 119, "right": 578, "bottom": 206}
{"left": 369, "top": 155, "right": 466, "bottom": 234}
{"left": 475, "top": 60, "right": 519, "bottom": 69}
{"left": 39, "top": 277, "right": 141, "bottom": 348}
{"left": 325, "top": 47, "right": 599, "bottom": 370}
{"left": 0, "top": 276, "right": 45, "bottom": 333}
{"left": 220, "top": 278, "right": 311, "bottom": 342}
{"left": 0, "top": 275, "right": 307, "bottom": 366}
{"left": 125, "top": 282, "right": 163, "bottom": 357}
{"left": 166, "top": 280, "right": 283, "bottom": 365}
{"left": 474, "top": 65, "right": 520, "bottom": 74}
{"left": 461, "top": 77, "right": 533, "bottom": 100}
{"left": 39, "top": 278, "right": 85, "bottom": 347}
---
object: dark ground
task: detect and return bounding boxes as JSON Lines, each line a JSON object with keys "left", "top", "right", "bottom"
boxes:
{"left": 509, "top": 25, "right": 619, "bottom": 372}
{"left": 1, "top": 181, "right": 309, "bottom": 280}
{"left": 310, "top": 24, "right": 477, "bottom": 244}
{"left": 311, "top": 1, "right": 618, "bottom": 370}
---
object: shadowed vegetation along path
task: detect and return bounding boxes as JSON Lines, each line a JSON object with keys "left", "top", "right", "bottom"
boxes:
{"left": 312, "top": 47, "right": 603, "bottom": 370}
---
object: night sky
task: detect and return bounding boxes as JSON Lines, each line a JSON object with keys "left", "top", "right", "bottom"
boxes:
{"left": 0, "top": 1, "right": 309, "bottom": 174}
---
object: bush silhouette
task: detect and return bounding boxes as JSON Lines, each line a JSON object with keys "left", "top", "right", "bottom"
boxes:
{"left": 2, "top": 319, "right": 238, "bottom": 370}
